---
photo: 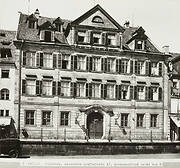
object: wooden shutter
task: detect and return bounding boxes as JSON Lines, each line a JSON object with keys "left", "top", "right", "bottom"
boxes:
{"left": 104, "top": 84, "right": 107, "bottom": 99}
{"left": 159, "top": 62, "right": 162, "bottom": 76}
{"left": 89, "top": 83, "right": 92, "bottom": 98}
{"left": 145, "top": 86, "right": 149, "bottom": 101}
{"left": 22, "top": 79, "right": 26, "bottom": 94}
{"left": 101, "top": 58, "right": 104, "bottom": 72}
{"left": 57, "top": 82, "right": 61, "bottom": 96}
{"left": 89, "top": 57, "right": 92, "bottom": 72}
{"left": 149, "top": 87, "right": 153, "bottom": 101}
{"left": 74, "top": 55, "right": 77, "bottom": 70}
{"left": 158, "top": 87, "right": 162, "bottom": 101}
{"left": 116, "top": 33, "right": 121, "bottom": 47}
{"left": 40, "top": 52, "right": 43, "bottom": 67}
{"left": 53, "top": 53, "right": 57, "bottom": 68}
{"left": 134, "top": 86, "right": 137, "bottom": 100}
{"left": 22, "top": 51, "right": 26, "bottom": 66}
{"left": 130, "top": 60, "right": 133, "bottom": 74}
{"left": 119, "top": 85, "right": 122, "bottom": 100}
{"left": 74, "top": 30, "right": 78, "bottom": 44}
{"left": 134, "top": 60, "right": 138, "bottom": 74}
{"left": 116, "top": 59, "right": 121, "bottom": 74}
{"left": 36, "top": 80, "right": 42, "bottom": 96}
{"left": 145, "top": 61, "right": 149, "bottom": 75}
{"left": 57, "top": 53, "right": 62, "bottom": 69}
{"left": 86, "top": 30, "right": 91, "bottom": 44}
{"left": 90, "top": 31, "right": 93, "bottom": 45}
{"left": 101, "top": 84, "right": 104, "bottom": 98}
{"left": 36, "top": 52, "right": 40, "bottom": 67}
{"left": 101, "top": 32, "right": 106, "bottom": 45}
{"left": 149, "top": 62, "right": 152, "bottom": 75}
{"left": 86, "top": 83, "right": 89, "bottom": 97}
{"left": 104, "top": 58, "right": 107, "bottom": 72}
{"left": 40, "top": 30, "right": 45, "bottom": 41}
{"left": 130, "top": 86, "right": 133, "bottom": 100}
{"left": 86, "top": 57, "right": 89, "bottom": 71}
{"left": 52, "top": 81, "right": 56, "bottom": 96}
{"left": 115, "top": 85, "right": 119, "bottom": 99}
{"left": 70, "top": 82, "right": 76, "bottom": 98}
{"left": 51, "top": 32, "right": 55, "bottom": 41}
{"left": 71, "top": 55, "right": 74, "bottom": 70}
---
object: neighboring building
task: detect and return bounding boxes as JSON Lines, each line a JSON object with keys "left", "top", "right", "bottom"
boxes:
{"left": 0, "top": 29, "right": 16, "bottom": 126}
{"left": 14, "top": 5, "right": 170, "bottom": 141}
{"left": 169, "top": 53, "right": 180, "bottom": 141}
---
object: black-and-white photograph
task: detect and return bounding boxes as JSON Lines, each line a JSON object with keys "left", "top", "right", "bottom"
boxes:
{"left": 0, "top": 0, "right": 180, "bottom": 167}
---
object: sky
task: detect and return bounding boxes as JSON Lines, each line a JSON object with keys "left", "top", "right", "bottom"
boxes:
{"left": 0, "top": 0, "right": 180, "bottom": 53}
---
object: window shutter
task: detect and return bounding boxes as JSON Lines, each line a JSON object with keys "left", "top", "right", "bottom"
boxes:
{"left": 134, "top": 86, "right": 137, "bottom": 100}
{"left": 74, "top": 55, "right": 77, "bottom": 70}
{"left": 86, "top": 30, "right": 91, "bottom": 44}
{"left": 22, "top": 79, "right": 26, "bottom": 94}
{"left": 159, "top": 62, "right": 162, "bottom": 76}
{"left": 36, "top": 80, "right": 42, "bottom": 96}
{"left": 40, "top": 52, "right": 43, "bottom": 67}
{"left": 51, "top": 32, "right": 55, "bottom": 41}
{"left": 105, "top": 33, "right": 108, "bottom": 46}
{"left": 57, "top": 82, "right": 61, "bottom": 96}
{"left": 145, "top": 61, "right": 149, "bottom": 75}
{"left": 101, "top": 84, "right": 104, "bottom": 98}
{"left": 52, "top": 81, "right": 56, "bottom": 96}
{"left": 104, "top": 84, "right": 107, "bottom": 99}
{"left": 71, "top": 55, "right": 74, "bottom": 70}
{"left": 74, "top": 30, "right": 78, "bottom": 44}
{"left": 116, "top": 33, "right": 121, "bottom": 47}
{"left": 115, "top": 85, "right": 119, "bottom": 99}
{"left": 86, "top": 83, "right": 89, "bottom": 97}
{"left": 40, "top": 30, "right": 45, "bottom": 41}
{"left": 53, "top": 53, "right": 57, "bottom": 68}
{"left": 57, "top": 53, "right": 62, "bottom": 69}
{"left": 145, "top": 86, "right": 149, "bottom": 101}
{"left": 36, "top": 52, "right": 40, "bottom": 67}
{"left": 86, "top": 57, "right": 89, "bottom": 71}
{"left": 119, "top": 85, "right": 122, "bottom": 100}
{"left": 158, "top": 87, "right": 162, "bottom": 101}
{"left": 134, "top": 60, "right": 138, "bottom": 74}
{"left": 101, "top": 58, "right": 104, "bottom": 72}
{"left": 89, "top": 83, "right": 92, "bottom": 98}
{"left": 130, "top": 86, "right": 133, "bottom": 100}
{"left": 22, "top": 51, "right": 26, "bottom": 66}
{"left": 130, "top": 60, "right": 133, "bottom": 74}
{"left": 116, "top": 59, "right": 121, "bottom": 73}
{"left": 104, "top": 58, "right": 107, "bottom": 72}
{"left": 149, "top": 62, "right": 152, "bottom": 75}
{"left": 101, "top": 32, "right": 106, "bottom": 45}
{"left": 90, "top": 31, "right": 93, "bottom": 45}
{"left": 149, "top": 87, "right": 153, "bottom": 101}
{"left": 70, "top": 82, "right": 76, "bottom": 97}
{"left": 73, "top": 83, "right": 77, "bottom": 97}
{"left": 89, "top": 57, "right": 92, "bottom": 72}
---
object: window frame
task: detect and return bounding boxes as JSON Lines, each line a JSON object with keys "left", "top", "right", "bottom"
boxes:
{"left": 42, "top": 111, "right": 52, "bottom": 126}
{"left": 0, "top": 88, "right": 9, "bottom": 100}
{"left": 1, "top": 70, "right": 9, "bottom": 78}
{"left": 60, "top": 111, "right": 70, "bottom": 126}
{"left": 121, "top": 113, "right": 129, "bottom": 127}
{"left": 25, "top": 110, "right": 35, "bottom": 126}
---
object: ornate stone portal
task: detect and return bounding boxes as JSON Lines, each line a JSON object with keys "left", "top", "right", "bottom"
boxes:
{"left": 79, "top": 104, "right": 114, "bottom": 139}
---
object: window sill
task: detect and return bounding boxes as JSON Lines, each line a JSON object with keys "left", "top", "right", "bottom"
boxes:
{"left": 24, "top": 124, "right": 37, "bottom": 127}
{"left": 41, "top": 67, "right": 54, "bottom": 70}
{"left": 23, "top": 66, "right": 38, "bottom": 69}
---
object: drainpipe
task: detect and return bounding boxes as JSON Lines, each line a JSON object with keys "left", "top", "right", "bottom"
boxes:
{"left": 18, "top": 39, "right": 25, "bottom": 138}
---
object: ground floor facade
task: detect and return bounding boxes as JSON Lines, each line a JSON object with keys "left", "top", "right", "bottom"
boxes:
{"left": 14, "top": 98, "right": 169, "bottom": 141}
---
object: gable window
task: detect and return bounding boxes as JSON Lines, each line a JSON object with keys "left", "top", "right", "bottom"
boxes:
{"left": 0, "top": 89, "right": 9, "bottom": 100}
{"left": 150, "top": 114, "right": 158, "bottom": 127}
{"left": 78, "top": 31, "right": 86, "bottom": 43}
{"left": 25, "top": 110, "right": 35, "bottom": 125}
{"left": 1, "top": 70, "right": 9, "bottom": 78}
{"left": 121, "top": 113, "right": 128, "bottom": 127}
{"left": 93, "top": 33, "right": 101, "bottom": 44}
{"left": 60, "top": 111, "right": 69, "bottom": 126}
{"left": 92, "top": 16, "right": 104, "bottom": 24}
{"left": 107, "top": 34, "right": 116, "bottom": 46}
{"left": 42, "top": 111, "right": 52, "bottom": 126}
{"left": 137, "top": 114, "right": 144, "bottom": 127}
{"left": 135, "top": 40, "right": 144, "bottom": 50}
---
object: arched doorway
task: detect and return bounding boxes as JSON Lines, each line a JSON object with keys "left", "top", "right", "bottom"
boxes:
{"left": 87, "top": 112, "right": 103, "bottom": 139}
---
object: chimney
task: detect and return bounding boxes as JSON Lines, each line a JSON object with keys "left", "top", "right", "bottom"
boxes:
{"left": 162, "top": 45, "right": 169, "bottom": 54}
{"left": 34, "top": 9, "right": 40, "bottom": 18}
{"left": 124, "top": 21, "right": 130, "bottom": 28}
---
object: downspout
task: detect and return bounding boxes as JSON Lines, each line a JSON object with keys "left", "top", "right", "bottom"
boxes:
{"left": 18, "top": 39, "right": 25, "bottom": 138}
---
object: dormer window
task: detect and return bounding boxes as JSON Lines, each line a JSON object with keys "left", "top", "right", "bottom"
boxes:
{"left": 40, "top": 30, "right": 54, "bottom": 42}
{"left": 92, "top": 16, "right": 104, "bottom": 24}
{"left": 28, "top": 20, "right": 35, "bottom": 29}
{"left": 135, "top": 40, "right": 144, "bottom": 50}
{"left": 77, "top": 31, "right": 86, "bottom": 43}
{"left": 107, "top": 34, "right": 116, "bottom": 46}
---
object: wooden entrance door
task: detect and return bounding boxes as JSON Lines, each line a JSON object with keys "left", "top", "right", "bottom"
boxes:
{"left": 87, "top": 112, "right": 103, "bottom": 139}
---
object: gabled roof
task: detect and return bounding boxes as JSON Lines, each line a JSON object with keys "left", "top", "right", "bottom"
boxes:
{"left": 71, "top": 4, "right": 124, "bottom": 32}
{"left": 38, "top": 21, "right": 56, "bottom": 30}
{"left": 53, "top": 17, "right": 64, "bottom": 25}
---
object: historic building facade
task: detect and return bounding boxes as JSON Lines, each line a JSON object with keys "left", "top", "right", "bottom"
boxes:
{"left": 14, "top": 5, "right": 170, "bottom": 140}
{"left": 0, "top": 30, "right": 16, "bottom": 120}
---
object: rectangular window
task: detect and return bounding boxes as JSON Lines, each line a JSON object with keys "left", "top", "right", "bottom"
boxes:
{"left": 78, "top": 31, "right": 86, "bottom": 43}
{"left": 107, "top": 58, "right": 115, "bottom": 72}
{"left": 1, "top": 70, "right": 9, "bottom": 78}
{"left": 92, "top": 83, "right": 100, "bottom": 98}
{"left": 151, "top": 62, "right": 158, "bottom": 76}
{"left": 136, "top": 61, "right": 144, "bottom": 75}
{"left": 25, "top": 110, "right": 35, "bottom": 125}
{"left": 107, "top": 84, "right": 115, "bottom": 99}
{"left": 121, "top": 60, "right": 128, "bottom": 74}
{"left": 26, "top": 80, "right": 36, "bottom": 95}
{"left": 77, "top": 55, "right": 86, "bottom": 70}
{"left": 43, "top": 53, "right": 53, "bottom": 68}
{"left": 121, "top": 85, "right": 129, "bottom": 100}
{"left": 137, "top": 114, "right": 144, "bottom": 127}
{"left": 42, "top": 111, "right": 52, "bottom": 126}
{"left": 150, "top": 114, "right": 158, "bottom": 127}
{"left": 76, "top": 83, "right": 85, "bottom": 97}
{"left": 60, "top": 81, "right": 70, "bottom": 97}
{"left": 5, "top": 110, "right": 9, "bottom": 116}
{"left": 0, "top": 110, "right": 4, "bottom": 116}
{"left": 107, "top": 34, "right": 116, "bottom": 46}
{"left": 60, "top": 111, "right": 69, "bottom": 126}
{"left": 137, "top": 86, "right": 145, "bottom": 100}
{"left": 44, "top": 31, "right": 52, "bottom": 42}
{"left": 28, "top": 20, "right": 35, "bottom": 29}
{"left": 152, "top": 87, "right": 158, "bottom": 101}
{"left": 121, "top": 113, "right": 128, "bottom": 127}
{"left": 26, "top": 52, "right": 36, "bottom": 67}
{"left": 0, "top": 48, "right": 12, "bottom": 58}
{"left": 42, "top": 81, "right": 52, "bottom": 96}
{"left": 93, "top": 33, "right": 101, "bottom": 44}
{"left": 92, "top": 57, "right": 100, "bottom": 71}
